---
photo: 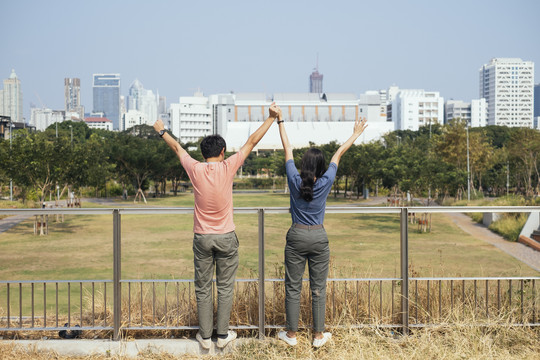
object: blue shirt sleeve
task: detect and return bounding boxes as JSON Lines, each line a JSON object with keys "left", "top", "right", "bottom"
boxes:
{"left": 285, "top": 159, "right": 300, "bottom": 192}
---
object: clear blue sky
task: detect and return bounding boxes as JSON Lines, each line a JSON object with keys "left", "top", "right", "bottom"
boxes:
{"left": 2, "top": 0, "right": 539, "bottom": 121}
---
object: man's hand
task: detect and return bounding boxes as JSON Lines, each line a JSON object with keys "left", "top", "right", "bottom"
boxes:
{"left": 153, "top": 119, "right": 165, "bottom": 133}
{"left": 269, "top": 102, "right": 279, "bottom": 118}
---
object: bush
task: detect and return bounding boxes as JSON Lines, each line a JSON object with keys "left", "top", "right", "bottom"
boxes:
{"left": 488, "top": 213, "right": 528, "bottom": 242}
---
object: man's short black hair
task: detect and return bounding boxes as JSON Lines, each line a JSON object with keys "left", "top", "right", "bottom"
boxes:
{"left": 200, "top": 135, "right": 226, "bottom": 159}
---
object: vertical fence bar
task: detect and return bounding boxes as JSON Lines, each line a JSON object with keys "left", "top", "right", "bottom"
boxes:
{"left": 520, "top": 280, "right": 524, "bottom": 324}
{"left": 486, "top": 280, "right": 489, "bottom": 319}
{"left": 450, "top": 280, "right": 454, "bottom": 313}
{"left": 55, "top": 282, "right": 58, "bottom": 328}
{"left": 7, "top": 283, "right": 10, "bottom": 328}
{"left": 31, "top": 283, "right": 34, "bottom": 328}
{"left": 258, "top": 209, "right": 265, "bottom": 339}
{"left": 43, "top": 283, "right": 46, "bottom": 328}
{"left": 128, "top": 282, "right": 131, "bottom": 326}
{"left": 80, "top": 282, "right": 83, "bottom": 327}
{"left": 400, "top": 208, "right": 409, "bottom": 334}
{"left": 140, "top": 282, "right": 143, "bottom": 326}
{"left": 113, "top": 209, "right": 122, "bottom": 340}
{"left": 19, "top": 283, "right": 22, "bottom": 328}
{"left": 68, "top": 282, "right": 71, "bottom": 327}
{"left": 533, "top": 280, "right": 536, "bottom": 323}
{"left": 92, "top": 282, "right": 95, "bottom": 327}
{"left": 164, "top": 282, "right": 168, "bottom": 326}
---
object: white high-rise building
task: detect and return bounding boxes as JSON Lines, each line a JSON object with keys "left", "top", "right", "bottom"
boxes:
{"left": 479, "top": 58, "right": 534, "bottom": 127}
{"left": 126, "top": 79, "right": 157, "bottom": 130}
{"left": 1, "top": 69, "right": 23, "bottom": 123}
{"left": 30, "top": 107, "right": 64, "bottom": 131}
{"left": 170, "top": 92, "right": 212, "bottom": 143}
{"left": 470, "top": 99, "right": 488, "bottom": 127}
{"left": 391, "top": 88, "right": 444, "bottom": 131}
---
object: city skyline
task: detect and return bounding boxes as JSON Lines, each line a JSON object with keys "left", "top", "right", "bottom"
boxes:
{"left": 1, "top": 0, "right": 539, "bottom": 122}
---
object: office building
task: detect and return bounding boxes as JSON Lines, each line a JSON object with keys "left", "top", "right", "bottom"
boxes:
{"left": 64, "top": 78, "right": 84, "bottom": 120}
{"left": 93, "top": 74, "right": 121, "bottom": 130}
{"left": 170, "top": 92, "right": 212, "bottom": 143}
{"left": 1, "top": 69, "right": 23, "bottom": 123}
{"left": 479, "top": 58, "right": 534, "bottom": 127}
{"left": 390, "top": 88, "right": 444, "bottom": 131}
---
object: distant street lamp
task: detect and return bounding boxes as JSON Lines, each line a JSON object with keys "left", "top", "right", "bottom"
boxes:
{"left": 9, "top": 117, "right": 13, "bottom": 201}
{"left": 56, "top": 121, "right": 58, "bottom": 138}
{"left": 69, "top": 124, "right": 73, "bottom": 146}
{"left": 466, "top": 123, "right": 470, "bottom": 201}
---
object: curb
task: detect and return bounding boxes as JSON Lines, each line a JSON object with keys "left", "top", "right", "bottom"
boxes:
{"left": 1, "top": 338, "right": 251, "bottom": 357}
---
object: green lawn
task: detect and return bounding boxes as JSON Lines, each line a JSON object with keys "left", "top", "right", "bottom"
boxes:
{"left": 1, "top": 193, "right": 538, "bottom": 317}
{"left": 1, "top": 193, "right": 537, "bottom": 282}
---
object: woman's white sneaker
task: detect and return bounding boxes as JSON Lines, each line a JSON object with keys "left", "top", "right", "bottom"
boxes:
{"left": 312, "top": 332, "right": 332, "bottom": 347}
{"left": 278, "top": 331, "right": 298, "bottom": 346}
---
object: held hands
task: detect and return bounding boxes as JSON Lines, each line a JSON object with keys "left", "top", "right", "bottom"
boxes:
{"left": 353, "top": 117, "right": 368, "bottom": 136}
{"left": 153, "top": 119, "right": 165, "bottom": 133}
{"left": 269, "top": 102, "right": 280, "bottom": 118}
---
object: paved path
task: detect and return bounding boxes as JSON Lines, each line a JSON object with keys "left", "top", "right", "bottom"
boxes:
{"left": 445, "top": 212, "right": 540, "bottom": 272}
{"left": 0, "top": 214, "right": 33, "bottom": 234}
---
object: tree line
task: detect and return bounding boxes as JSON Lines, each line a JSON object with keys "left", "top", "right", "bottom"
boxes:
{"left": 1, "top": 119, "right": 539, "bottom": 204}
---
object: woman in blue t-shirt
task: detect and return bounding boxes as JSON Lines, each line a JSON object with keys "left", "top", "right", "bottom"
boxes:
{"left": 276, "top": 109, "right": 367, "bottom": 348}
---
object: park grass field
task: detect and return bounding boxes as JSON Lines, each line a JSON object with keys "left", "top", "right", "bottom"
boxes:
{"left": 0, "top": 192, "right": 538, "bottom": 283}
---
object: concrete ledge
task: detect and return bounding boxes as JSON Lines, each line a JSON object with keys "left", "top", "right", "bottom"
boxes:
{"left": 1, "top": 338, "right": 251, "bottom": 357}
{"left": 518, "top": 235, "right": 540, "bottom": 252}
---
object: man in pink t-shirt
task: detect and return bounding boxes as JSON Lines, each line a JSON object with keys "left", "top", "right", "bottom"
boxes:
{"left": 153, "top": 103, "right": 279, "bottom": 349}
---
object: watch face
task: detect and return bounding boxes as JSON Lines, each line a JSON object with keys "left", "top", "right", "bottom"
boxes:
{"left": 159, "top": 130, "right": 165, "bottom": 136}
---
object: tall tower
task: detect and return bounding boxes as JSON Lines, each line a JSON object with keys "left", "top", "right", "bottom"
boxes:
{"left": 64, "top": 78, "right": 84, "bottom": 119}
{"left": 1, "top": 69, "right": 23, "bottom": 123}
{"left": 479, "top": 58, "right": 534, "bottom": 127}
{"left": 309, "top": 56, "right": 323, "bottom": 94}
{"left": 93, "top": 73, "right": 121, "bottom": 130}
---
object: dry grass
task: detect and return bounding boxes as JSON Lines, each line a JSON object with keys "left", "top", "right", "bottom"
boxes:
{"left": 1, "top": 320, "right": 539, "bottom": 359}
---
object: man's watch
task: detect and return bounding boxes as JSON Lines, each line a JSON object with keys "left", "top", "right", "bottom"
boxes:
{"left": 159, "top": 129, "right": 166, "bottom": 137}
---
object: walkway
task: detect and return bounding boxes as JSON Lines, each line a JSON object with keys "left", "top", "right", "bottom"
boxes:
{"left": 446, "top": 212, "right": 540, "bottom": 272}
{"left": 0, "top": 214, "right": 33, "bottom": 234}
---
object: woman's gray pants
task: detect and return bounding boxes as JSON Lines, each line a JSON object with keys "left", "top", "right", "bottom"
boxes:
{"left": 284, "top": 225, "right": 329, "bottom": 333}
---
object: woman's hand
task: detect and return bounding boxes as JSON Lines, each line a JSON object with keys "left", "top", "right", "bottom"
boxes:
{"left": 353, "top": 117, "right": 368, "bottom": 136}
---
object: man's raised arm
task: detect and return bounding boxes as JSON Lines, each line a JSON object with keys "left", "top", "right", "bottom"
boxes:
{"left": 153, "top": 119, "right": 188, "bottom": 160}
{"left": 239, "top": 102, "right": 279, "bottom": 159}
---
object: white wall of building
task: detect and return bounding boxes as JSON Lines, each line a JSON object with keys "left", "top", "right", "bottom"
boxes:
{"left": 85, "top": 118, "right": 113, "bottom": 131}
{"left": 170, "top": 92, "right": 212, "bottom": 143}
{"left": 392, "top": 89, "right": 444, "bottom": 131}
{"left": 479, "top": 58, "right": 534, "bottom": 127}
{"left": 122, "top": 109, "right": 148, "bottom": 130}
{"left": 30, "top": 107, "right": 64, "bottom": 131}
{"left": 470, "top": 98, "right": 487, "bottom": 127}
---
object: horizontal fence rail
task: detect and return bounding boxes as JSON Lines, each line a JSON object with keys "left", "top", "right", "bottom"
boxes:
{"left": 0, "top": 206, "right": 539, "bottom": 340}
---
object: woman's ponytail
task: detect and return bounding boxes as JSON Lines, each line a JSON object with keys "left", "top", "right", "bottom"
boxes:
{"left": 299, "top": 148, "right": 326, "bottom": 202}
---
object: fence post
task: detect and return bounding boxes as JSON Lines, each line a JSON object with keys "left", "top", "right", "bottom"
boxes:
{"left": 258, "top": 208, "right": 265, "bottom": 339}
{"left": 113, "top": 209, "right": 122, "bottom": 340}
{"left": 400, "top": 207, "right": 409, "bottom": 335}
